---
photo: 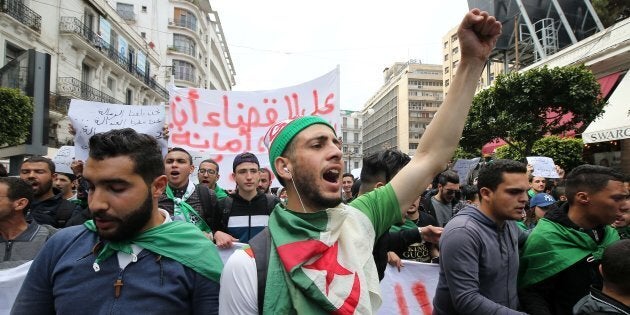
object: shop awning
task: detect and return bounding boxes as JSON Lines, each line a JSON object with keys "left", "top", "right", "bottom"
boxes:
{"left": 583, "top": 73, "right": 630, "bottom": 144}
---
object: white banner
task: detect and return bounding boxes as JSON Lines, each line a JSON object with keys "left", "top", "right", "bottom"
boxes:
{"left": 167, "top": 68, "right": 340, "bottom": 189}
{"left": 526, "top": 156, "right": 560, "bottom": 178}
{"left": 378, "top": 261, "right": 439, "bottom": 315}
{"left": 0, "top": 261, "right": 32, "bottom": 315}
{"left": 68, "top": 101, "right": 167, "bottom": 161}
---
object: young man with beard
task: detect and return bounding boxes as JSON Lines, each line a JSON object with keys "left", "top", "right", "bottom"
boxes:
{"left": 197, "top": 158, "right": 228, "bottom": 200}
{"left": 158, "top": 148, "right": 218, "bottom": 236}
{"left": 433, "top": 159, "right": 529, "bottom": 314}
{"left": 219, "top": 9, "right": 502, "bottom": 314}
{"left": 518, "top": 165, "right": 628, "bottom": 315}
{"left": 0, "top": 177, "right": 56, "bottom": 269}
{"left": 423, "top": 169, "right": 460, "bottom": 227}
{"left": 19, "top": 157, "right": 82, "bottom": 228}
{"left": 258, "top": 167, "right": 273, "bottom": 194}
{"left": 212, "top": 153, "right": 279, "bottom": 248}
{"left": 12, "top": 128, "right": 223, "bottom": 314}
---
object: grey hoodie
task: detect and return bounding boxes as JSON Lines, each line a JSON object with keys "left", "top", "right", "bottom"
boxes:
{"left": 433, "top": 205, "right": 528, "bottom": 315}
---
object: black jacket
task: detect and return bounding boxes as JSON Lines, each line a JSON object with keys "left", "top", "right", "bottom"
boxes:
{"left": 27, "top": 189, "right": 82, "bottom": 228}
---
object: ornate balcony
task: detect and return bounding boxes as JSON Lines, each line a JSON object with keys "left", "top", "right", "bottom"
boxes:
{"left": 57, "top": 77, "right": 124, "bottom": 104}
{"left": 0, "top": 0, "right": 42, "bottom": 33}
{"left": 59, "top": 17, "right": 169, "bottom": 100}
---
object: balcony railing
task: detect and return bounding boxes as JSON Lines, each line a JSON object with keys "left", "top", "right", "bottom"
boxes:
{"left": 167, "top": 45, "right": 196, "bottom": 57}
{"left": 57, "top": 77, "right": 124, "bottom": 104}
{"left": 174, "top": 71, "right": 196, "bottom": 84}
{"left": 173, "top": 18, "right": 197, "bottom": 32}
{"left": 59, "top": 17, "right": 169, "bottom": 100}
{"left": 1, "top": 0, "right": 42, "bottom": 33}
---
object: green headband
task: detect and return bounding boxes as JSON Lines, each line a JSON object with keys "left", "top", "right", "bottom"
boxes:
{"left": 265, "top": 116, "right": 335, "bottom": 177}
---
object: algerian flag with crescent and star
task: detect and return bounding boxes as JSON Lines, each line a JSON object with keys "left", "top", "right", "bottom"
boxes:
{"left": 262, "top": 203, "right": 383, "bottom": 315}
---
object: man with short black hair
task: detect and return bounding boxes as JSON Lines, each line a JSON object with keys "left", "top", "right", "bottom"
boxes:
{"left": 434, "top": 159, "right": 529, "bottom": 314}
{"left": 20, "top": 156, "right": 81, "bottom": 228}
{"left": 341, "top": 173, "right": 354, "bottom": 203}
{"left": 158, "top": 148, "right": 218, "bottom": 236}
{"left": 0, "top": 177, "right": 56, "bottom": 269}
{"left": 519, "top": 165, "right": 628, "bottom": 315}
{"left": 212, "top": 152, "right": 279, "bottom": 248}
{"left": 219, "top": 9, "right": 502, "bottom": 314}
{"left": 258, "top": 167, "right": 273, "bottom": 194}
{"left": 197, "top": 158, "right": 228, "bottom": 200}
{"left": 54, "top": 172, "right": 76, "bottom": 200}
{"left": 424, "top": 169, "right": 460, "bottom": 227}
{"left": 573, "top": 239, "right": 630, "bottom": 314}
{"left": 12, "top": 128, "right": 222, "bottom": 314}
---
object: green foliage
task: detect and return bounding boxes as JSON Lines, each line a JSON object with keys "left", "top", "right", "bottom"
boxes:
{"left": 453, "top": 146, "right": 481, "bottom": 160}
{"left": 494, "top": 136, "right": 584, "bottom": 172}
{"left": 592, "top": 0, "right": 629, "bottom": 27}
{"left": 460, "top": 65, "right": 606, "bottom": 157}
{"left": 0, "top": 87, "right": 33, "bottom": 146}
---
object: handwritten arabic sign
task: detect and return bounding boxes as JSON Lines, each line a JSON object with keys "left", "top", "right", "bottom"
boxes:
{"left": 68, "top": 101, "right": 167, "bottom": 161}
{"left": 378, "top": 261, "right": 439, "bottom": 315}
{"left": 452, "top": 158, "right": 480, "bottom": 185}
{"left": 168, "top": 67, "right": 340, "bottom": 155}
{"left": 526, "top": 156, "right": 560, "bottom": 178}
{"left": 51, "top": 146, "right": 75, "bottom": 174}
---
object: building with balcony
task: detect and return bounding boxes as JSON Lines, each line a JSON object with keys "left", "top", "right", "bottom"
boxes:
{"left": 361, "top": 61, "right": 443, "bottom": 157}
{"left": 0, "top": 0, "right": 169, "bottom": 149}
{"left": 340, "top": 109, "right": 363, "bottom": 173}
{"left": 113, "top": 0, "right": 235, "bottom": 90}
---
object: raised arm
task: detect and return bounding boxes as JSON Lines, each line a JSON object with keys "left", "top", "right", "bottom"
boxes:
{"left": 390, "top": 9, "right": 501, "bottom": 214}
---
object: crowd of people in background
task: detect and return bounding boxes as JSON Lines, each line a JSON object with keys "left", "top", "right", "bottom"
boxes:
{"left": 2, "top": 8, "right": 629, "bottom": 315}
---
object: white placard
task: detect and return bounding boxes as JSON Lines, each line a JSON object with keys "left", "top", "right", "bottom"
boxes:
{"left": 526, "top": 156, "right": 560, "bottom": 178}
{"left": 377, "top": 261, "right": 439, "bottom": 315}
{"left": 452, "top": 158, "right": 481, "bottom": 185}
{"left": 0, "top": 261, "right": 32, "bottom": 315}
{"left": 68, "top": 101, "right": 167, "bottom": 161}
{"left": 51, "top": 146, "right": 75, "bottom": 174}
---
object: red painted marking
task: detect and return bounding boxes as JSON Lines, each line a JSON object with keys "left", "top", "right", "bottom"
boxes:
{"left": 411, "top": 281, "right": 432, "bottom": 315}
{"left": 394, "top": 283, "right": 409, "bottom": 315}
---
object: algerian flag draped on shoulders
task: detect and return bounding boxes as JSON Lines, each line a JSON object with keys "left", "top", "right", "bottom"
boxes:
{"left": 263, "top": 204, "right": 382, "bottom": 314}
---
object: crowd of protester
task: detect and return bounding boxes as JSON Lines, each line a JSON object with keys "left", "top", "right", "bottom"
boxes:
{"left": 2, "top": 8, "right": 629, "bottom": 315}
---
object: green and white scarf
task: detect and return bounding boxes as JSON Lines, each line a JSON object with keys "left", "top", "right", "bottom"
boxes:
{"left": 165, "top": 182, "right": 211, "bottom": 233}
{"left": 84, "top": 220, "right": 222, "bottom": 282}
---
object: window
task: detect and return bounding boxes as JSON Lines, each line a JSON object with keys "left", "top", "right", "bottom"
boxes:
{"left": 444, "top": 67, "right": 449, "bottom": 74}
{"left": 444, "top": 54, "right": 448, "bottom": 61}
{"left": 354, "top": 118, "right": 358, "bottom": 127}
{"left": 174, "top": 8, "right": 197, "bottom": 31}
{"left": 107, "top": 77, "right": 115, "bottom": 90}
{"left": 452, "top": 47, "right": 459, "bottom": 54}
{"left": 5, "top": 42, "right": 24, "bottom": 64}
{"left": 354, "top": 162, "right": 359, "bottom": 169}
{"left": 126, "top": 89, "right": 133, "bottom": 105}
{"left": 141, "top": 6, "right": 147, "bottom": 13}
{"left": 116, "top": 3, "right": 134, "bottom": 20}
{"left": 343, "top": 117, "right": 347, "bottom": 127}
{"left": 443, "top": 41, "right": 448, "bottom": 49}
{"left": 353, "top": 147, "right": 358, "bottom": 154}
{"left": 445, "top": 79, "right": 449, "bottom": 87}
{"left": 140, "top": 32, "right": 146, "bottom": 38}
{"left": 173, "top": 34, "right": 195, "bottom": 56}
{"left": 173, "top": 59, "right": 195, "bottom": 82}
{"left": 343, "top": 132, "right": 348, "bottom": 142}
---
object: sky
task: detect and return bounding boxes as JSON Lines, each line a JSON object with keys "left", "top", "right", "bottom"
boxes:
{"left": 211, "top": 1, "right": 471, "bottom": 111}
